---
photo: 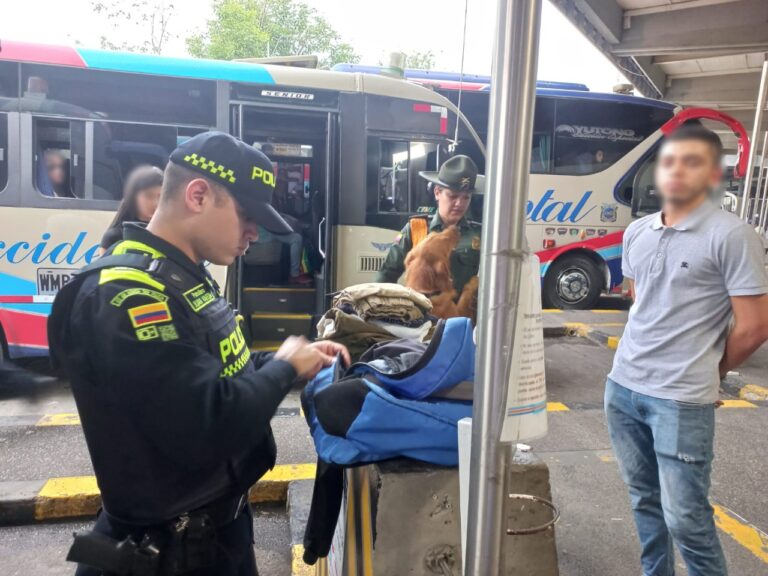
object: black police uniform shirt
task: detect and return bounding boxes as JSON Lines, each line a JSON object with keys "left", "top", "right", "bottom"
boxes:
{"left": 48, "top": 223, "right": 297, "bottom": 524}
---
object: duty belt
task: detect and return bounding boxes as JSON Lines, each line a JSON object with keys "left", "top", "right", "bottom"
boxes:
{"left": 67, "top": 493, "right": 249, "bottom": 575}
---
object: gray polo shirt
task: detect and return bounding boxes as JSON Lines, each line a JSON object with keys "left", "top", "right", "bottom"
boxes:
{"left": 609, "top": 200, "right": 768, "bottom": 403}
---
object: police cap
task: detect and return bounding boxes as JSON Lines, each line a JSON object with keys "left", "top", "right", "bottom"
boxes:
{"left": 169, "top": 131, "right": 292, "bottom": 234}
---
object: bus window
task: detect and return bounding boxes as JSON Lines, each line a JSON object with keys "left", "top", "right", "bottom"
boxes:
{"left": 370, "top": 139, "right": 440, "bottom": 214}
{"left": 20, "top": 64, "right": 216, "bottom": 127}
{"left": 553, "top": 99, "right": 673, "bottom": 175}
{"left": 92, "top": 123, "right": 180, "bottom": 201}
{"left": 531, "top": 97, "right": 554, "bottom": 174}
{"left": 377, "top": 140, "right": 409, "bottom": 213}
{"left": 0, "top": 61, "right": 19, "bottom": 111}
{"left": 615, "top": 150, "right": 660, "bottom": 216}
{"left": 0, "top": 114, "right": 7, "bottom": 192}
{"left": 33, "top": 118, "right": 82, "bottom": 199}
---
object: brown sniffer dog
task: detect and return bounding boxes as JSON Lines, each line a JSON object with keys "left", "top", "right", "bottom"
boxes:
{"left": 404, "top": 226, "right": 479, "bottom": 320}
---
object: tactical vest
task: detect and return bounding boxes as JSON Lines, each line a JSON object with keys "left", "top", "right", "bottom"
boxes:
{"left": 49, "top": 247, "right": 276, "bottom": 520}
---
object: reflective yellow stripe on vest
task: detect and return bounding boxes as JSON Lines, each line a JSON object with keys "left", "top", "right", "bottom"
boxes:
{"left": 410, "top": 218, "right": 429, "bottom": 247}
{"left": 99, "top": 268, "right": 166, "bottom": 291}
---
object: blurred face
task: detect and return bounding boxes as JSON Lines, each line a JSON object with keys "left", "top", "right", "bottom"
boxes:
{"left": 595, "top": 150, "right": 604, "bottom": 163}
{"left": 135, "top": 185, "right": 161, "bottom": 222}
{"left": 45, "top": 152, "right": 66, "bottom": 186}
{"left": 435, "top": 185, "right": 472, "bottom": 226}
{"left": 655, "top": 139, "right": 721, "bottom": 207}
{"left": 188, "top": 180, "right": 259, "bottom": 266}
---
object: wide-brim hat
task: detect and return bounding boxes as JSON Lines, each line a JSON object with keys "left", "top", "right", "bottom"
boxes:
{"left": 419, "top": 154, "right": 485, "bottom": 194}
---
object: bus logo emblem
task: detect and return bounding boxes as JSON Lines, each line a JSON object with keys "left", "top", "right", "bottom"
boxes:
{"left": 557, "top": 228, "right": 567, "bottom": 235}
{"left": 600, "top": 203, "right": 617, "bottom": 222}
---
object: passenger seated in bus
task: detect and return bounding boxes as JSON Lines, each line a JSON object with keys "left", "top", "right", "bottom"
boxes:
{"left": 255, "top": 211, "right": 312, "bottom": 286}
{"left": 39, "top": 149, "right": 74, "bottom": 198}
{"left": 99, "top": 165, "right": 163, "bottom": 254}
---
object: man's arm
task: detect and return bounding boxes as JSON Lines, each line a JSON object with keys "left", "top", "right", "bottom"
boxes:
{"left": 719, "top": 293, "right": 768, "bottom": 377}
{"left": 376, "top": 226, "right": 411, "bottom": 283}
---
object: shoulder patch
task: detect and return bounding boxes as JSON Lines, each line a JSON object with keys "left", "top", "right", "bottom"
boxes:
{"left": 183, "top": 284, "right": 216, "bottom": 313}
{"left": 127, "top": 302, "right": 172, "bottom": 328}
{"left": 110, "top": 287, "right": 168, "bottom": 308}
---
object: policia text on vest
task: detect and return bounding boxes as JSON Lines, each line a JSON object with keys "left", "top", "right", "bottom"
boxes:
{"left": 47, "top": 131, "right": 349, "bottom": 576}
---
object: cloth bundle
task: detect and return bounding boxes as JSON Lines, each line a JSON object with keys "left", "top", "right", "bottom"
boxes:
{"left": 317, "top": 283, "right": 435, "bottom": 361}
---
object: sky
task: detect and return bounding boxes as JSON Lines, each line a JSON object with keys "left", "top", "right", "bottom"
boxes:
{"left": 0, "top": 0, "right": 628, "bottom": 92}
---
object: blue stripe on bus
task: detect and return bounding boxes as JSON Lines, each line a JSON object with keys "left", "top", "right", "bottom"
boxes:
{"left": 596, "top": 245, "right": 622, "bottom": 261}
{"left": 78, "top": 49, "right": 275, "bottom": 84}
{"left": 0, "top": 303, "right": 53, "bottom": 315}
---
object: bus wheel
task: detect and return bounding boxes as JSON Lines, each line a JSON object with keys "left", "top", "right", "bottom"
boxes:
{"left": 543, "top": 255, "right": 603, "bottom": 310}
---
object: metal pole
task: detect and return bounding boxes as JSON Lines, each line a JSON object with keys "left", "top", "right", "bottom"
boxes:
{"left": 758, "top": 169, "right": 768, "bottom": 234}
{"left": 750, "top": 131, "right": 768, "bottom": 226}
{"left": 740, "top": 60, "right": 768, "bottom": 221}
{"left": 465, "top": 1, "right": 542, "bottom": 575}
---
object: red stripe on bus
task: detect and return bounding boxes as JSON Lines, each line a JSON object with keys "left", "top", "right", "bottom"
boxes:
{"left": 0, "top": 296, "right": 35, "bottom": 303}
{"left": 0, "top": 308, "right": 49, "bottom": 348}
{"left": 0, "top": 40, "right": 86, "bottom": 67}
{"left": 536, "top": 230, "right": 624, "bottom": 264}
{"left": 413, "top": 104, "right": 431, "bottom": 113}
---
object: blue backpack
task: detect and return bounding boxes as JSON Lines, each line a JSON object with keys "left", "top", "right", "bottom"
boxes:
{"left": 301, "top": 318, "right": 474, "bottom": 467}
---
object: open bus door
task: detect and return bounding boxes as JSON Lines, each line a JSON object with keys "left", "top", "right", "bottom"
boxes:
{"left": 230, "top": 103, "right": 337, "bottom": 350}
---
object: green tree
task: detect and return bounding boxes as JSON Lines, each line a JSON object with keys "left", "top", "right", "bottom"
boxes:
{"left": 187, "top": 0, "right": 360, "bottom": 69}
{"left": 91, "top": 0, "right": 176, "bottom": 54}
{"left": 404, "top": 50, "right": 436, "bottom": 70}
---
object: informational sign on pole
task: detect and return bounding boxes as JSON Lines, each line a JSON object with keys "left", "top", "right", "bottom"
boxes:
{"left": 500, "top": 253, "right": 548, "bottom": 442}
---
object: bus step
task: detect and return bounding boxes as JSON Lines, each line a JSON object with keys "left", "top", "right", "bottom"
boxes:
{"left": 243, "top": 287, "right": 315, "bottom": 315}
{"left": 250, "top": 340, "right": 283, "bottom": 352}
{"left": 250, "top": 313, "right": 314, "bottom": 342}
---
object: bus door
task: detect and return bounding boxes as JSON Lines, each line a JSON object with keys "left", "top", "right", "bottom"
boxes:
{"left": 231, "top": 104, "right": 336, "bottom": 349}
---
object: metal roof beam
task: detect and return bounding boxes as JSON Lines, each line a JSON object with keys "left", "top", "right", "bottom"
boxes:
{"left": 616, "top": 0, "right": 768, "bottom": 58}
{"left": 665, "top": 71, "right": 763, "bottom": 106}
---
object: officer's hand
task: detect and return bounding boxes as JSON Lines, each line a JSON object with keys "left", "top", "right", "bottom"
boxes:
{"left": 308, "top": 341, "right": 351, "bottom": 368}
{"left": 274, "top": 336, "right": 334, "bottom": 381}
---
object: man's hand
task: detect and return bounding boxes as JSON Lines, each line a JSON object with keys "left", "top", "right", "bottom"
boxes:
{"left": 274, "top": 337, "right": 350, "bottom": 381}
{"left": 308, "top": 340, "right": 352, "bottom": 368}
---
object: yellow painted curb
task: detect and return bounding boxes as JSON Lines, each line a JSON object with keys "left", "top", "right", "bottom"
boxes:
{"left": 713, "top": 503, "right": 768, "bottom": 564}
{"left": 606, "top": 336, "right": 620, "bottom": 350}
{"left": 32, "top": 463, "right": 317, "bottom": 521}
{"left": 36, "top": 413, "right": 81, "bottom": 427}
{"left": 35, "top": 476, "right": 101, "bottom": 520}
{"left": 547, "top": 402, "right": 570, "bottom": 412}
{"left": 739, "top": 384, "right": 768, "bottom": 402}
{"left": 719, "top": 399, "right": 757, "bottom": 409}
{"left": 589, "top": 309, "right": 625, "bottom": 314}
{"left": 542, "top": 309, "right": 563, "bottom": 313}
{"left": 292, "top": 544, "right": 316, "bottom": 576}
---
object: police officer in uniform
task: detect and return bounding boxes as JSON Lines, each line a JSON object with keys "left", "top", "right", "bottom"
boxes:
{"left": 48, "top": 132, "right": 349, "bottom": 576}
{"left": 376, "top": 155, "right": 483, "bottom": 294}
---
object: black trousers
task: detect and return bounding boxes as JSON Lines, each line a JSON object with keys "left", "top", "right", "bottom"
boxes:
{"left": 74, "top": 506, "right": 258, "bottom": 576}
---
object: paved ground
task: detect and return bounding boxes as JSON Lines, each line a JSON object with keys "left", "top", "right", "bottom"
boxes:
{"left": 1, "top": 301, "right": 766, "bottom": 575}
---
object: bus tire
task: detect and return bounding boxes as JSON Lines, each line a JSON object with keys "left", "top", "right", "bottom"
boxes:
{"left": 543, "top": 255, "right": 603, "bottom": 310}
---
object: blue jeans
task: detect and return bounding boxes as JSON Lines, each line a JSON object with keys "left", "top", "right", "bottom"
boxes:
{"left": 604, "top": 378, "right": 727, "bottom": 576}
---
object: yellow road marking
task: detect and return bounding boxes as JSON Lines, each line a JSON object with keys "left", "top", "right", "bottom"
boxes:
{"left": 713, "top": 503, "right": 768, "bottom": 564}
{"left": 607, "top": 336, "right": 620, "bottom": 350}
{"left": 589, "top": 309, "right": 626, "bottom": 314}
{"left": 598, "top": 454, "right": 616, "bottom": 463}
{"left": 542, "top": 309, "right": 562, "bottom": 313}
{"left": 291, "top": 544, "right": 315, "bottom": 576}
{"left": 36, "top": 413, "right": 80, "bottom": 427}
{"left": 547, "top": 402, "right": 570, "bottom": 412}
{"left": 719, "top": 399, "right": 758, "bottom": 409}
{"left": 33, "top": 464, "right": 317, "bottom": 520}
{"left": 740, "top": 384, "right": 768, "bottom": 402}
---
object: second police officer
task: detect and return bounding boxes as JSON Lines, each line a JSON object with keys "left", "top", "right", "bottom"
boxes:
{"left": 48, "top": 132, "right": 350, "bottom": 576}
{"left": 376, "top": 155, "right": 484, "bottom": 295}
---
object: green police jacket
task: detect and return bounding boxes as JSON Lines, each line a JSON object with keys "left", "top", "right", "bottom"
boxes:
{"left": 376, "top": 214, "right": 482, "bottom": 295}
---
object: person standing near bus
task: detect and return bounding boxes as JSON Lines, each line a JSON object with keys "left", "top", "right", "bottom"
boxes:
{"left": 98, "top": 165, "right": 163, "bottom": 254}
{"left": 376, "top": 155, "right": 483, "bottom": 294}
{"left": 605, "top": 125, "right": 768, "bottom": 576}
{"left": 48, "top": 132, "right": 349, "bottom": 576}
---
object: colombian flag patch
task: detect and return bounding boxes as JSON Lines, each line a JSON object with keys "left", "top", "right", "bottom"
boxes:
{"left": 128, "top": 302, "right": 172, "bottom": 328}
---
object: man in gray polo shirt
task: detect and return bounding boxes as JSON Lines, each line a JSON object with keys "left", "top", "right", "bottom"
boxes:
{"left": 606, "top": 125, "right": 768, "bottom": 576}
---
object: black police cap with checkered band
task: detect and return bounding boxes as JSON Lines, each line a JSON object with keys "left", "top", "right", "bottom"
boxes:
{"left": 169, "top": 131, "right": 292, "bottom": 234}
